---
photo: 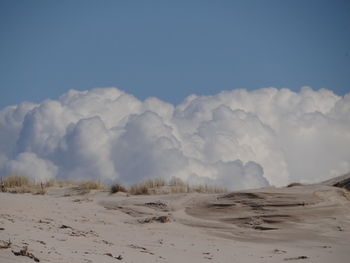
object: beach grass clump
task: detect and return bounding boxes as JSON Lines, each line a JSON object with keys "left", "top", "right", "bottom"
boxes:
{"left": 144, "top": 177, "right": 166, "bottom": 188}
{"left": 110, "top": 183, "right": 128, "bottom": 194}
{"left": 44, "top": 179, "right": 76, "bottom": 188}
{"left": 77, "top": 180, "right": 105, "bottom": 194}
{"left": 8, "top": 184, "right": 47, "bottom": 195}
{"left": 0, "top": 174, "right": 228, "bottom": 196}
{"left": 129, "top": 178, "right": 168, "bottom": 195}
{"left": 127, "top": 177, "right": 228, "bottom": 195}
{"left": 129, "top": 183, "right": 150, "bottom": 195}
{"left": 2, "top": 174, "right": 29, "bottom": 188}
{"left": 191, "top": 184, "right": 227, "bottom": 194}
{"left": 1, "top": 174, "right": 46, "bottom": 195}
{"left": 168, "top": 177, "right": 189, "bottom": 193}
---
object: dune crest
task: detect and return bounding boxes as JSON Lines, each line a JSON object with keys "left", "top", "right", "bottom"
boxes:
{"left": 0, "top": 175, "right": 349, "bottom": 262}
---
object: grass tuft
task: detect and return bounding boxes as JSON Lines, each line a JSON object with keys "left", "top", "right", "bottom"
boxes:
{"left": 2, "top": 174, "right": 29, "bottom": 188}
{"left": 128, "top": 177, "right": 228, "bottom": 195}
{"left": 129, "top": 183, "right": 149, "bottom": 195}
{"left": 110, "top": 183, "right": 128, "bottom": 194}
{"left": 1, "top": 174, "right": 46, "bottom": 195}
{"left": 77, "top": 180, "right": 104, "bottom": 194}
{"left": 0, "top": 175, "right": 228, "bottom": 196}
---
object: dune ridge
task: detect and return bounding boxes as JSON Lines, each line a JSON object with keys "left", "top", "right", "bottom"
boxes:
{"left": 0, "top": 174, "right": 349, "bottom": 262}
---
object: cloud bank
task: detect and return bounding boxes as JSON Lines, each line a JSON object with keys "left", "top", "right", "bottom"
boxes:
{"left": 0, "top": 87, "right": 349, "bottom": 190}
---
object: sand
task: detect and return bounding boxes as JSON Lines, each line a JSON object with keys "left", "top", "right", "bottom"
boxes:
{"left": 1, "top": 179, "right": 350, "bottom": 262}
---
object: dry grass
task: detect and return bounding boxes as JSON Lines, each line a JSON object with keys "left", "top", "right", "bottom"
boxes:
{"left": 110, "top": 183, "right": 128, "bottom": 194}
{"left": 129, "top": 177, "right": 228, "bottom": 195}
{"left": 168, "top": 177, "right": 189, "bottom": 193}
{"left": 144, "top": 178, "right": 166, "bottom": 188}
{"left": 0, "top": 175, "right": 102, "bottom": 195}
{"left": 1, "top": 174, "right": 46, "bottom": 195}
{"left": 44, "top": 179, "right": 76, "bottom": 188}
{"left": 0, "top": 175, "right": 106, "bottom": 195}
{"left": 169, "top": 177, "right": 227, "bottom": 194}
{"left": 77, "top": 180, "right": 105, "bottom": 194}
{"left": 191, "top": 184, "right": 227, "bottom": 194}
{"left": 6, "top": 185, "right": 47, "bottom": 195}
{"left": 2, "top": 174, "right": 29, "bottom": 188}
{"left": 0, "top": 175, "right": 228, "bottom": 196}
{"left": 129, "top": 183, "right": 149, "bottom": 195}
{"left": 129, "top": 178, "right": 167, "bottom": 195}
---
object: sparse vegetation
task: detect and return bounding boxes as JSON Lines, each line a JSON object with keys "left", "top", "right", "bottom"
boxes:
{"left": 129, "top": 183, "right": 149, "bottom": 195}
{"left": 191, "top": 184, "right": 227, "bottom": 194}
{"left": 2, "top": 174, "right": 29, "bottom": 188}
{"left": 168, "top": 177, "right": 189, "bottom": 193}
{"left": 44, "top": 179, "right": 75, "bottom": 188}
{"left": 10, "top": 185, "right": 47, "bottom": 195}
{"left": 110, "top": 183, "right": 127, "bottom": 194}
{"left": 0, "top": 174, "right": 228, "bottom": 196}
{"left": 144, "top": 178, "right": 166, "bottom": 188}
{"left": 77, "top": 180, "right": 105, "bottom": 194}
{"left": 1, "top": 174, "right": 46, "bottom": 195}
{"left": 129, "top": 177, "right": 228, "bottom": 195}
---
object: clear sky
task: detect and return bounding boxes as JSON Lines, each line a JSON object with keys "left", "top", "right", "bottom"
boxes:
{"left": 0, "top": 0, "right": 349, "bottom": 109}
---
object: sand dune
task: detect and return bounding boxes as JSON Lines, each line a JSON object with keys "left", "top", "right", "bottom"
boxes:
{"left": 1, "top": 175, "right": 350, "bottom": 262}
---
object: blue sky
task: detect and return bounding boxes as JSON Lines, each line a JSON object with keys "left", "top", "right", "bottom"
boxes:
{"left": 0, "top": 0, "right": 349, "bottom": 109}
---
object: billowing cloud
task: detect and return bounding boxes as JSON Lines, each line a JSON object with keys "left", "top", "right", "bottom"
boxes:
{"left": 0, "top": 87, "right": 349, "bottom": 190}
{"left": 3, "top": 152, "right": 57, "bottom": 183}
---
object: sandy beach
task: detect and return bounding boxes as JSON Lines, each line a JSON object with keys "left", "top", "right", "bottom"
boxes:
{"left": 1, "top": 178, "right": 350, "bottom": 263}
{"left": 1, "top": 1, "right": 350, "bottom": 262}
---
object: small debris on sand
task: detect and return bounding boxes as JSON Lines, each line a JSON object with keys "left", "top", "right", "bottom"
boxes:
{"left": 321, "top": 245, "right": 331, "bottom": 248}
{"left": 38, "top": 219, "right": 51, "bottom": 224}
{"left": 0, "top": 239, "right": 11, "bottom": 249}
{"left": 138, "top": 215, "right": 171, "bottom": 224}
{"left": 284, "top": 256, "right": 308, "bottom": 261}
{"left": 129, "top": 244, "right": 147, "bottom": 251}
{"left": 253, "top": 225, "right": 278, "bottom": 231}
{"left": 60, "top": 224, "right": 72, "bottom": 229}
{"left": 129, "top": 244, "right": 154, "bottom": 255}
{"left": 144, "top": 201, "right": 169, "bottom": 211}
{"left": 203, "top": 252, "right": 213, "bottom": 260}
{"left": 273, "top": 249, "right": 287, "bottom": 254}
{"left": 101, "top": 239, "right": 114, "bottom": 246}
{"left": 104, "top": 253, "right": 123, "bottom": 260}
{"left": 12, "top": 246, "right": 40, "bottom": 262}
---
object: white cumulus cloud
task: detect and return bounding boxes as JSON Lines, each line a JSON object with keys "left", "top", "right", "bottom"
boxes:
{"left": 0, "top": 87, "right": 349, "bottom": 190}
{"left": 4, "top": 152, "right": 57, "bottom": 183}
